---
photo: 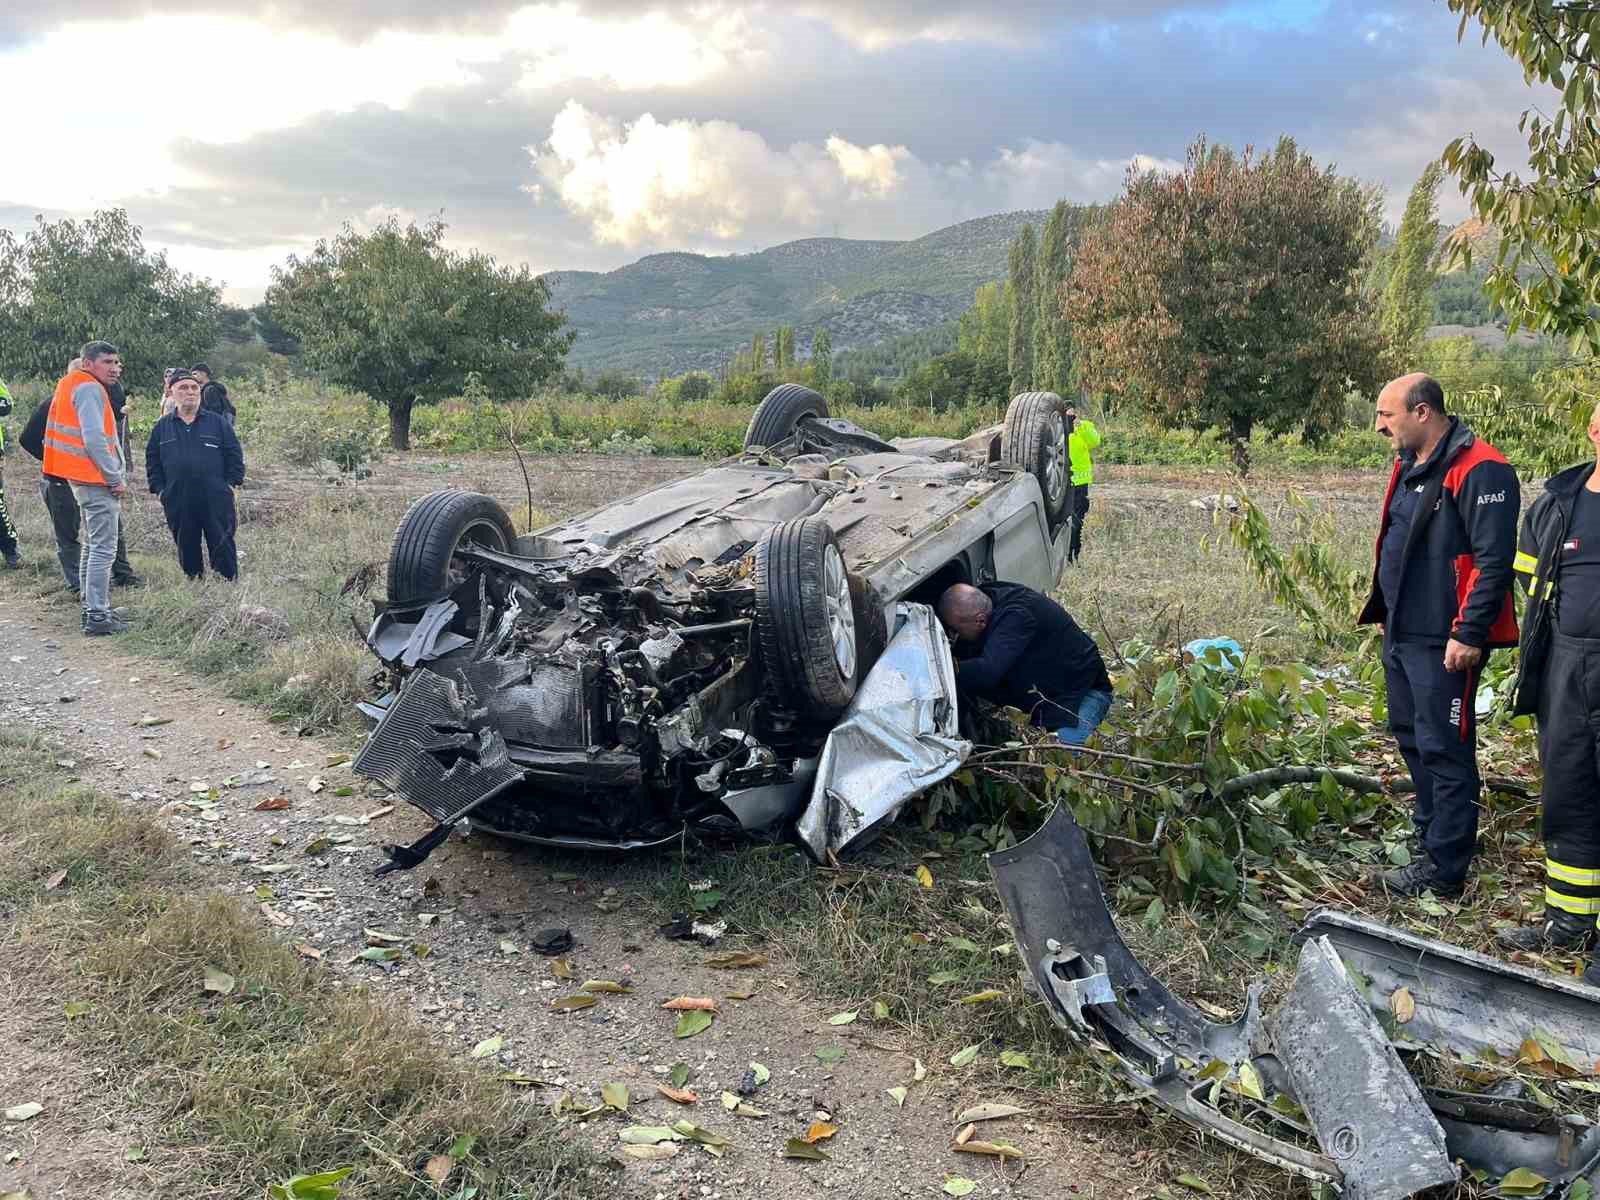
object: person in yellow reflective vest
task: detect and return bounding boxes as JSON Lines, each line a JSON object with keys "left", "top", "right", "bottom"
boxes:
{"left": 0, "top": 377, "right": 19, "bottom": 568}
{"left": 1065, "top": 398, "right": 1100, "bottom": 563}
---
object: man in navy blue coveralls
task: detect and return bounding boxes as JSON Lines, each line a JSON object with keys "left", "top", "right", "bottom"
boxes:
{"left": 145, "top": 370, "right": 244, "bottom": 580}
{"left": 938, "top": 581, "right": 1112, "bottom": 746}
{"left": 1359, "top": 373, "right": 1520, "bottom": 898}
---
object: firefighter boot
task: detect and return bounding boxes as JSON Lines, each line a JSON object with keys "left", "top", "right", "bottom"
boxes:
{"left": 1495, "top": 907, "right": 1598, "bottom": 954}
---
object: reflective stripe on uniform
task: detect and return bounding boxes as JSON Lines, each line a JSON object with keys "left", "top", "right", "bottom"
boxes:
{"left": 1547, "top": 859, "right": 1600, "bottom": 887}
{"left": 1514, "top": 550, "right": 1539, "bottom": 574}
{"left": 1546, "top": 887, "right": 1600, "bottom": 915}
{"left": 42, "top": 434, "right": 93, "bottom": 460}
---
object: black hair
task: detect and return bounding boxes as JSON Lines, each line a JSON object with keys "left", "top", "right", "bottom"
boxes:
{"left": 81, "top": 340, "right": 119, "bottom": 363}
{"left": 1403, "top": 375, "right": 1446, "bottom": 415}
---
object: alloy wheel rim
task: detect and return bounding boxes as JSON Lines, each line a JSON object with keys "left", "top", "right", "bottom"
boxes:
{"left": 823, "top": 543, "right": 857, "bottom": 680}
{"left": 1043, "top": 410, "right": 1067, "bottom": 503}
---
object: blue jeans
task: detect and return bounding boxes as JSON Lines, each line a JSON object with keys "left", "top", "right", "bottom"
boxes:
{"left": 1056, "top": 689, "right": 1112, "bottom": 747}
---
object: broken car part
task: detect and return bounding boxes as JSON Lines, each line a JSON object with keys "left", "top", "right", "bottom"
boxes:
{"left": 991, "top": 803, "right": 1600, "bottom": 1198}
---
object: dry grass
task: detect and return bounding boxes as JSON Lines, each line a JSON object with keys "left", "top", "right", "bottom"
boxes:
{"left": 0, "top": 734, "right": 606, "bottom": 1200}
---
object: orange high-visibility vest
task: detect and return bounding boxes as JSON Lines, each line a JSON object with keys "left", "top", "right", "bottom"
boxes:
{"left": 43, "top": 370, "right": 117, "bottom": 485}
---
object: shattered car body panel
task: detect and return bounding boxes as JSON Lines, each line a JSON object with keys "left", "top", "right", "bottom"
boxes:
{"left": 797, "top": 603, "right": 970, "bottom": 860}
{"left": 354, "top": 405, "right": 1069, "bottom": 859}
{"left": 991, "top": 804, "right": 1600, "bottom": 1198}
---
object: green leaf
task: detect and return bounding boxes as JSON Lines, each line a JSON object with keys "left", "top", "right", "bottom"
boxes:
{"left": 750, "top": 1062, "right": 770, "bottom": 1085}
{"left": 674, "top": 1010, "right": 713, "bottom": 1039}
{"left": 266, "top": 1167, "right": 354, "bottom": 1200}
{"left": 872, "top": 1000, "right": 890, "bottom": 1020}
{"left": 943, "top": 1178, "right": 977, "bottom": 1197}
{"left": 1499, "top": 1167, "right": 1551, "bottom": 1196}
{"left": 1174, "top": 1173, "right": 1217, "bottom": 1195}
{"left": 782, "top": 1137, "right": 830, "bottom": 1161}
{"left": 828, "top": 1011, "right": 857, "bottom": 1026}
{"left": 669, "top": 1062, "right": 690, "bottom": 1088}
{"left": 62, "top": 1001, "right": 92, "bottom": 1019}
{"left": 446, "top": 1133, "right": 477, "bottom": 1159}
{"left": 999, "top": 1050, "right": 1031, "bottom": 1070}
{"left": 600, "top": 1082, "right": 629, "bottom": 1112}
{"left": 945, "top": 936, "right": 982, "bottom": 953}
{"left": 814, "top": 1045, "right": 847, "bottom": 1065}
{"left": 886, "top": 1086, "right": 908, "bottom": 1107}
{"left": 619, "top": 1125, "right": 684, "bottom": 1145}
{"left": 1143, "top": 897, "right": 1167, "bottom": 928}
{"left": 470, "top": 1036, "right": 503, "bottom": 1059}
{"left": 948, "top": 1043, "right": 980, "bottom": 1067}
{"left": 928, "top": 971, "right": 962, "bottom": 985}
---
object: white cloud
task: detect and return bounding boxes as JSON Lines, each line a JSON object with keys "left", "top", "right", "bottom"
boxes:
{"left": 534, "top": 102, "right": 1179, "bottom": 248}
{"left": 511, "top": 5, "right": 761, "bottom": 91}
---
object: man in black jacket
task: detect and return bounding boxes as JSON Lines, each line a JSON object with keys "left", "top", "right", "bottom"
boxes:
{"left": 146, "top": 370, "right": 244, "bottom": 580}
{"left": 18, "top": 362, "right": 141, "bottom": 590}
{"left": 938, "top": 581, "right": 1112, "bottom": 745}
{"left": 1358, "top": 373, "right": 1521, "bottom": 898}
{"left": 1500, "top": 400, "right": 1600, "bottom": 983}
{"left": 0, "top": 377, "right": 18, "bottom": 568}
{"left": 190, "top": 363, "right": 236, "bottom": 428}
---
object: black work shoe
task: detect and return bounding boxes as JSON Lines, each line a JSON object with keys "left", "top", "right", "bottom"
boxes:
{"left": 82, "top": 609, "right": 130, "bottom": 637}
{"left": 1585, "top": 959, "right": 1600, "bottom": 990}
{"left": 112, "top": 572, "right": 144, "bottom": 588}
{"left": 1496, "top": 910, "right": 1598, "bottom": 954}
{"left": 1381, "top": 859, "right": 1465, "bottom": 899}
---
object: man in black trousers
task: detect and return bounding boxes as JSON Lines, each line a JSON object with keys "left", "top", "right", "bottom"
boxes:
{"left": 145, "top": 370, "right": 244, "bottom": 580}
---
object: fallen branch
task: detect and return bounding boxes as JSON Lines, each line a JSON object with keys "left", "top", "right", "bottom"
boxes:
{"left": 1217, "top": 765, "right": 1533, "bottom": 801}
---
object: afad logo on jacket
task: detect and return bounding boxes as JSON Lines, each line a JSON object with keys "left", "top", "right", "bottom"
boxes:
{"left": 1476, "top": 490, "right": 1508, "bottom": 506}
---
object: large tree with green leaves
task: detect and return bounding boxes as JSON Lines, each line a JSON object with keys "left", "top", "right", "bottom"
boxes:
{"left": 1440, "top": 2, "right": 1600, "bottom": 472}
{"left": 1006, "top": 223, "right": 1038, "bottom": 396}
{"left": 265, "top": 217, "right": 571, "bottom": 449}
{"left": 1381, "top": 162, "right": 1445, "bottom": 359}
{"left": 1033, "top": 201, "right": 1076, "bottom": 395}
{"left": 810, "top": 328, "right": 832, "bottom": 385}
{"left": 1067, "top": 136, "right": 1386, "bottom": 475}
{"left": 0, "top": 208, "right": 220, "bottom": 390}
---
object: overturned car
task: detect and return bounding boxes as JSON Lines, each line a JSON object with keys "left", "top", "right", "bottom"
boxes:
{"left": 353, "top": 386, "right": 1076, "bottom": 867}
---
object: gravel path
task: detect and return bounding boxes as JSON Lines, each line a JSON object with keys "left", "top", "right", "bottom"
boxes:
{"left": 0, "top": 584, "right": 1129, "bottom": 1200}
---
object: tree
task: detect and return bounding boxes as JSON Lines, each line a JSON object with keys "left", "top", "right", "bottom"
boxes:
{"left": 1067, "top": 136, "right": 1385, "bottom": 475}
{"left": 0, "top": 208, "right": 220, "bottom": 388}
{"left": 265, "top": 217, "right": 571, "bottom": 449}
{"left": 811, "top": 328, "right": 833, "bottom": 385}
{"left": 774, "top": 325, "right": 795, "bottom": 371}
{"left": 1033, "top": 201, "right": 1075, "bottom": 395}
{"left": 216, "top": 303, "right": 256, "bottom": 345}
{"left": 1006, "top": 224, "right": 1038, "bottom": 395}
{"left": 250, "top": 302, "right": 301, "bottom": 356}
{"left": 1440, "top": 3, "right": 1600, "bottom": 462}
{"left": 751, "top": 332, "right": 768, "bottom": 373}
{"left": 957, "top": 281, "right": 1012, "bottom": 401}
{"left": 1381, "top": 162, "right": 1445, "bottom": 360}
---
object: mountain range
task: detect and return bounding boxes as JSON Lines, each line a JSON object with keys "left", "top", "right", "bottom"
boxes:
{"left": 541, "top": 210, "right": 1043, "bottom": 378}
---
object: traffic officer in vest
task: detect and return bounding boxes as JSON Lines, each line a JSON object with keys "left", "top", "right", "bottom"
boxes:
{"left": 1499, "top": 399, "right": 1600, "bottom": 982}
{"left": 0, "top": 377, "right": 19, "bottom": 569}
{"left": 45, "top": 341, "right": 130, "bottom": 635}
{"left": 1065, "top": 396, "right": 1100, "bottom": 563}
{"left": 145, "top": 370, "right": 244, "bottom": 580}
{"left": 1359, "top": 373, "right": 1520, "bottom": 898}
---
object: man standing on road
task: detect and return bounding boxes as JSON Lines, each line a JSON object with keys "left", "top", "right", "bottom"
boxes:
{"left": 45, "top": 342, "right": 130, "bottom": 635}
{"left": 1065, "top": 397, "right": 1101, "bottom": 563}
{"left": 20, "top": 357, "right": 141, "bottom": 592}
{"left": 146, "top": 369, "right": 243, "bottom": 580}
{"left": 1497, "top": 399, "right": 1600, "bottom": 984}
{"left": 1359, "top": 372, "right": 1520, "bottom": 898}
{"left": 938, "top": 581, "right": 1113, "bottom": 746}
{"left": 0, "top": 377, "right": 20, "bottom": 569}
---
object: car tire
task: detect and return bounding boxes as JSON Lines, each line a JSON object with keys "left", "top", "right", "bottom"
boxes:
{"left": 755, "top": 515, "right": 859, "bottom": 716}
{"left": 745, "top": 383, "right": 829, "bottom": 450}
{"left": 386, "top": 489, "right": 517, "bottom": 608}
{"left": 1001, "top": 391, "right": 1072, "bottom": 531}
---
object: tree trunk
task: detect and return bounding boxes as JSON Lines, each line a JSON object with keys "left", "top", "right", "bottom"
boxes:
{"left": 388, "top": 396, "right": 414, "bottom": 451}
{"left": 1227, "top": 414, "right": 1252, "bottom": 478}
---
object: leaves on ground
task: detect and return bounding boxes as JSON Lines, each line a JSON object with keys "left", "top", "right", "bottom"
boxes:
{"left": 945, "top": 936, "right": 982, "bottom": 953}
{"left": 254, "top": 796, "right": 290, "bottom": 811}
{"left": 750, "top": 1062, "right": 770, "bottom": 1085}
{"left": 201, "top": 966, "right": 236, "bottom": 996}
{"left": 1499, "top": 1169, "right": 1550, "bottom": 1197}
{"left": 619, "top": 1125, "right": 684, "bottom": 1145}
{"left": 803, "top": 1122, "right": 838, "bottom": 1144}
{"left": 915, "top": 865, "right": 934, "bottom": 889}
{"left": 913, "top": 1058, "right": 928, "bottom": 1081}
{"left": 783, "top": 1137, "right": 830, "bottom": 1161}
{"left": 356, "top": 947, "right": 400, "bottom": 963}
{"left": 601, "top": 1082, "right": 630, "bottom": 1112}
{"left": 266, "top": 1168, "right": 353, "bottom": 1200}
{"left": 662, "top": 996, "right": 717, "bottom": 1011}
{"left": 949, "top": 1044, "right": 980, "bottom": 1067}
{"left": 954, "top": 1139, "right": 1023, "bottom": 1159}
{"left": 887, "top": 1086, "right": 908, "bottom": 1106}
{"left": 873, "top": 1000, "right": 890, "bottom": 1019}
{"left": 656, "top": 1084, "right": 698, "bottom": 1104}
{"left": 669, "top": 1062, "right": 691, "bottom": 1088}
{"left": 550, "top": 957, "right": 573, "bottom": 979}
{"left": 1389, "top": 986, "right": 1416, "bottom": 1025}
{"left": 928, "top": 971, "right": 962, "bottom": 985}
{"left": 674, "top": 1010, "right": 714, "bottom": 1038}
{"left": 1174, "top": 1173, "right": 1218, "bottom": 1195}
{"left": 621, "top": 1143, "right": 679, "bottom": 1160}
{"left": 704, "top": 951, "right": 767, "bottom": 969}
{"left": 580, "top": 979, "right": 633, "bottom": 994}
{"left": 720, "top": 1091, "right": 766, "bottom": 1118}
{"left": 422, "top": 1154, "right": 453, "bottom": 1185}
{"left": 62, "top": 1001, "right": 91, "bottom": 1019}
{"left": 4, "top": 1103, "right": 43, "bottom": 1123}
{"left": 999, "top": 1050, "right": 1031, "bottom": 1069}
{"left": 1236, "top": 1062, "right": 1265, "bottom": 1102}
{"left": 943, "top": 1178, "right": 976, "bottom": 1196}
{"left": 954, "top": 1103, "right": 1026, "bottom": 1124}
{"left": 815, "top": 1045, "right": 847, "bottom": 1065}
{"left": 958, "top": 989, "right": 1003, "bottom": 1004}
{"left": 470, "top": 1036, "right": 504, "bottom": 1059}
{"left": 827, "top": 1010, "right": 857, "bottom": 1025}
{"left": 551, "top": 994, "right": 598, "bottom": 1011}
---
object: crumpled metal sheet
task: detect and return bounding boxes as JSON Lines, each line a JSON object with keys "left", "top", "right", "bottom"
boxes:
{"left": 796, "top": 602, "right": 969, "bottom": 859}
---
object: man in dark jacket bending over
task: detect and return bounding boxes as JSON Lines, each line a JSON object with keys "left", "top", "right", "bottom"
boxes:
{"left": 938, "top": 582, "right": 1112, "bottom": 745}
{"left": 146, "top": 370, "right": 244, "bottom": 580}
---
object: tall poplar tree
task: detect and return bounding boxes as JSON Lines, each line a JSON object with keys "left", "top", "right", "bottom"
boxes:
{"left": 1006, "top": 224, "right": 1038, "bottom": 395}
{"left": 1381, "top": 162, "right": 1444, "bottom": 361}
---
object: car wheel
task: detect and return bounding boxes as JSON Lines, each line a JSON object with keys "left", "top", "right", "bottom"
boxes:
{"left": 1001, "top": 391, "right": 1072, "bottom": 530}
{"left": 755, "top": 516, "right": 859, "bottom": 716}
{"left": 386, "top": 489, "right": 517, "bottom": 608}
{"left": 745, "top": 383, "right": 829, "bottom": 450}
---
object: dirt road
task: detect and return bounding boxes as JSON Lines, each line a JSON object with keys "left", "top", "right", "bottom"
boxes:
{"left": 0, "top": 590, "right": 1127, "bottom": 1199}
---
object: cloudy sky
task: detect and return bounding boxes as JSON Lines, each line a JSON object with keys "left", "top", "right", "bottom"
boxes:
{"left": 0, "top": 1, "right": 1546, "bottom": 301}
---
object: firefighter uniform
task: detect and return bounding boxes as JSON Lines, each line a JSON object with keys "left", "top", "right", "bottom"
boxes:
{"left": 1509, "top": 462, "right": 1600, "bottom": 966}
{"left": 144, "top": 408, "right": 244, "bottom": 580}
